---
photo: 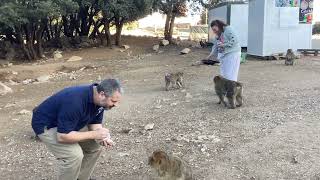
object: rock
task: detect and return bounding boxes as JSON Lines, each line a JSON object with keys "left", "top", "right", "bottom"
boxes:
{"left": 180, "top": 48, "right": 191, "bottom": 54}
{"left": 0, "top": 82, "right": 13, "bottom": 96}
{"left": 181, "top": 89, "right": 186, "bottom": 93}
{"left": 70, "top": 75, "right": 77, "bottom": 80}
{"left": 185, "top": 93, "right": 192, "bottom": 99}
{"left": 67, "top": 56, "right": 83, "bottom": 62}
{"left": 155, "top": 105, "right": 162, "bottom": 109}
{"left": 170, "top": 102, "right": 178, "bottom": 106}
{"left": 22, "top": 79, "right": 33, "bottom": 85}
{"left": 36, "top": 75, "right": 50, "bottom": 83}
{"left": 144, "top": 123, "right": 154, "bottom": 131}
{"left": 291, "top": 156, "right": 298, "bottom": 164}
{"left": 11, "top": 71, "right": 18, "bottom": 75}
{"left": 153, "top": 45, "right": 160, "bottom": 52}
{"left": 118, "top": 152, "right": 130, "bottom": 157}
{"left": 18, "top": 109, "right": 32, "bottom": 115}
{"left": 160, "top": 40, "right": 169, "bottom": 46}
{"left": 122, "top": 45, "right": 130, "bottom": 49}
{"left": 53, "top": 51, "right": 63, "bottom": 60}
{"left": 97, "top": 75, "right": 102, "bottom": 81}
{"left": 119, "top": 49, "right": 125, "bottom": 53}
{"left": 200, "top": 144, "right": 207, "bottom": 152}
{"left": 198, "top": 135, "right": 208, "bottom": 141}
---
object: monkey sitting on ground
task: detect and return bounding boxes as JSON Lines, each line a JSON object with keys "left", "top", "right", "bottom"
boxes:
{"left": 213, "top": 75, "right": 243, "bottom": 109}
{"left": 285, "top": 49, "right": 295, "bottom": 66}
{"left": 165, "top": 72, "right": 184, "bottom": 91}
{"left": 148, "top": 150, "right": 194, "bottom": 180}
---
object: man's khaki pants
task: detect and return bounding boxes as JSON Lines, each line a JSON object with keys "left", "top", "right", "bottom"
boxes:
{"left": 38, "top": 127, "right": 102, "bottom": 180}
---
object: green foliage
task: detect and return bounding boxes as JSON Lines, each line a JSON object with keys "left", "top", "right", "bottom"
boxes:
{"left": 124, "top": 21, "right": 139, "bottom": 30}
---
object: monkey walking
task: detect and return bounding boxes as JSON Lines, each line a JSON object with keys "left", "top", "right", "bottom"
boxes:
{"left": 285, "top": 49, "right": 295, "bottom": 66}
{"left": 213, "top": 75, "right": 243, "bottom": 109}
{"left": 148, "top": 150, "right": 194, "bottom": 180}
{"left": 165, "top": 72, "right": 184, "bottom": 91}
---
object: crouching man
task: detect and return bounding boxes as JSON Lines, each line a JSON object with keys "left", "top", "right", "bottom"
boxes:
{"left": 32, "top": 79, "right": 122, "bottom": 180}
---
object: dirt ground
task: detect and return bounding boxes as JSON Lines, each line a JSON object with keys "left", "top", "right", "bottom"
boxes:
{"left": 1, "top": 36, "right": 320, "bottom": 180}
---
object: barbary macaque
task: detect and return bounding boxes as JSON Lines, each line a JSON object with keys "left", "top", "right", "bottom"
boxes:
{"left": 148, "top": 150, "right": 194, "bottom": 180}
{"left": 285, "top": 49, "right": 295, "bottom": 66}
{"left": 213, "top": 75, "right": 243, "bottom": 109}
{"left": 165, "top": 72, "right": 184, "bottom": 91}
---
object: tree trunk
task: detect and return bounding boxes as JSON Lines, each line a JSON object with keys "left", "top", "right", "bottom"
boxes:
{"left": 104, "top": 20, "right": 112, "bottom": 47}
{"left": 168, "top": 13, "right": 176, "bottom": 42}
{"left": 164, "top": 11, "right": 172, "bottom": 40}
{"left": 115, "top": 19, "right": 124, "bottom": 46}
{"left": 24, "top": 24, "right": 38, "bottom": 60}
{"left": 16, "top": 27, "right": 32, "bottom": 61}
{"left": 36, "top": 19, "right": 47, "bottom": 58}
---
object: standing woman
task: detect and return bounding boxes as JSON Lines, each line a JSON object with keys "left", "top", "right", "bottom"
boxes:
{"left": 206, "top": 20, "right": 241, "bottom": 81}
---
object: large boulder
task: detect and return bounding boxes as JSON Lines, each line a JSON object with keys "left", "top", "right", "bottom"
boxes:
{"left": 53, "top": 50, "right": 63, "bottom": 60}
{"left": 180, "top": 48, "right": 191, "bottom": 54}
{"left": 153, "top": 45, "right": 160, "bottom": 52}
{"left": 160, "top": 40, "right": 169, "bottom": 46}
{"left": 121, "top": 45, "right": 130, "bottom": 50}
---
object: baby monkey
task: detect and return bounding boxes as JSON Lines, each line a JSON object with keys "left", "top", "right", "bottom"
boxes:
{"left": 213, "top": 75, "right": 243, "bottom": 109}
{"left": 165, "top": 72, "right": 184, "bottom": 91}
{"left": 285, "top": 49, "right": 295, "bottom": 66}
{"left": 148, "top": 150, "right": 194, "bottom": 180}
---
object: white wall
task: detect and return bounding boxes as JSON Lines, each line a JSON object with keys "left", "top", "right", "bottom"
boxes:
{"left": 248, "top": 0, "right": 312, "bottom": 56}
{"left": 230, "top": 4, "right": 248, "bottom": 47}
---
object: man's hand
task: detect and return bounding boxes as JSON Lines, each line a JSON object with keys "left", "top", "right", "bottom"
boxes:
{"left": 102, "top": 138, "right": 115, "bottom": 147}
{"left": 94, "top": 128, "right": 110, "bottom": 140}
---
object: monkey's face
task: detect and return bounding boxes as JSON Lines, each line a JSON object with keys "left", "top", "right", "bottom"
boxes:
{"left": 148, "top": 151, "right": 168, "bottom": 168}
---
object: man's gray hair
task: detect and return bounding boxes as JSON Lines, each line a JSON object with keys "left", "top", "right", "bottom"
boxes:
{"left": 97, "top": 79, "right": 123, "bottom": 97}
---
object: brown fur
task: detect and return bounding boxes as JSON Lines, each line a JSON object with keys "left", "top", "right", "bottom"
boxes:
{"left": 165, "top": 72, "right": 184, "bottom": 91}
{"left": 285, "top": 49, "right": 295, "bottom": 66}
{"left": 148, "top": 150, "right": 194, "bottom": 180}
{"left": 213, "top": 75, "right": 243, "bottom": 109}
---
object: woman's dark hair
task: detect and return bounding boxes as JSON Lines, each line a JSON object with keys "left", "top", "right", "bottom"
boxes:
{"left": 210, "top": 20, "right": 228, "bottom": 32}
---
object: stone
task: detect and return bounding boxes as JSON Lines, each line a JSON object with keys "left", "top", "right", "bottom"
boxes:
{"left": 170, "top": 102, "right": 178, "bottom": 106}
{"left": 36, "top": 75, "right": 50, "bottom": 83}
{"left": 118, "top": 152, "right": 130, "bottom": 157}
{"left": 122, "top": 45, "right": 130, "bottom": 49}
{"left": 153, "top": 45, "right": 160, "bottom": 52}
{"left": 67, "top": 56, "right": 83, "bottom": 62}
{"left": 22, "top": 79, "right": 33, "bottom": 85}
{"left": 18, "top": 109, "right": 32, "bottom": 115}
{"left": 53, "top": 51, "right": 63, "bottom": 60}
{"left": 0, "top": 82, "right": 13, "bottom": 96}
{"left": 11, "top": 71, "right": 18, "bottom": 75}
{"left": 160, "top": 40, "right": 169, "bottom": 46}
{"left": 144, "top": 123, "right": 154, "bottom": 131}
{"left": 180, "top": 48, "right": 191, "bottom": 54}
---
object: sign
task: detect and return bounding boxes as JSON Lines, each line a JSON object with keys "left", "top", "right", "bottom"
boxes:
{"left": 276, "top": 0, "right": 299, "bottom": 7}
{"left": 299, "top": 0, "right": 313, "bottom": 23}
